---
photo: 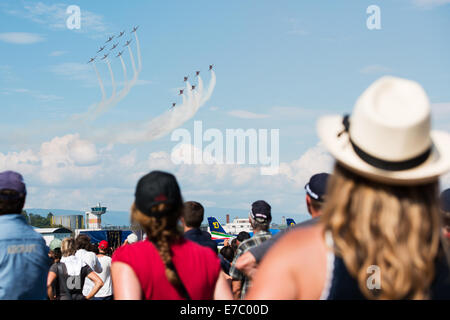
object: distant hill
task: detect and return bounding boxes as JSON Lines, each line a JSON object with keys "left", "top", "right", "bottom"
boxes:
{"left": 25, "top": 207, "right": 310, "bottom": 228}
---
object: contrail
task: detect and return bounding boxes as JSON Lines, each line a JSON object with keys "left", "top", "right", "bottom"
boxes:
{"left": 92, "top": 62, "right": 106, "bottom": 101}
{"left": 200, "top": 70, "right": 216, "bottom": 105}
{"left": 79, "top": 35, "right": 143, "bottom": 121}
{"left": 90, "top": 71, "right": 218, "bottom": 145}
{"left": 133, "top": 32, "right": 142, "bottom": 72}
{"left": 105, "top": 59, "right": 116, "bottom": 97}
{"left": 119, "top": 55, "right": 128, "bottom": 85}
{"left": 127, "top": 45, "right": 137, "bottom": 76}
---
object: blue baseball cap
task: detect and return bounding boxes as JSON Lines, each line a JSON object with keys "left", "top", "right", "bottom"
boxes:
{"left": 305, "top": 173, "right": 330, "bottom": 202}
{"left": 0, "top": 171, "right": 26, "bottom": 197}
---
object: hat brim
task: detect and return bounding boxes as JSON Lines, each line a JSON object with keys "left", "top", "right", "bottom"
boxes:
{"left": 317, "top": 115, "right": 450, "bottom": 185}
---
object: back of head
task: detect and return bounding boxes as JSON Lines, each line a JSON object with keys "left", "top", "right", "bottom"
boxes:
{"left": 0, "top": 171, "right": 27, "bottom": 215}
{"left": 61, "top": 238, "right": 76, "bottom": 257}
{"left": 249, "top": 200, "right": 272, "bottom": 231}
{"left": 220, "top": 246, "right": 235, "bottom": 263}
{"left": 75, "top": 234, "right": 91, "bottom": 251}
{"left": 183, "top": 201, "right": 204, "bottom": 229}
{"left": 322, "top": 163, "right": 440, "bottom": 299}
{"left": 131, "top": 170, "right": 184, "bottom": 288}
{"left": 317, "top": 76, "right": 450, "bottom": 299}
{"left": 305, "top": 172, "right": 331, "bottom": 213}
{"left": 237, "top": 231, "right": 251, "bottom": 243}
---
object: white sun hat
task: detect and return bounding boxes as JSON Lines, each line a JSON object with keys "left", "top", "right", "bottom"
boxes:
{"left": 317, "top": 76, "right": 450, "bottom": 185}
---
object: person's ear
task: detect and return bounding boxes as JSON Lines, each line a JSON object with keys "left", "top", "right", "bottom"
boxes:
{"left": 306, "top": 195, "right": 312, "bottom": 214}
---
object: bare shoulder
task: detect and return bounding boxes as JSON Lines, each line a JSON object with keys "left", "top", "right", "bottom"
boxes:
{"left": 268, "top": 224, "right": 325, "bottom": 261}
{"left": 251, "top": 223, "right": 327, "bottom": 299}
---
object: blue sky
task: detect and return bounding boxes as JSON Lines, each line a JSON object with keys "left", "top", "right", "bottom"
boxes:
{"left": 1, "top": 0, "right": 449, "bottom": 225}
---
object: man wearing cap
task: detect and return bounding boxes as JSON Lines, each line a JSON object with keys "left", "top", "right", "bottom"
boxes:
{"left": 235, "top": 173, "right": 331, "bottom": 279}
{"left": 228, "top": 200, "right": 273, "bottom": 299}
{"left": 0, "top": 171, "right": 50, "bottom": 299}
{"left": 93, "top": 240, "right": 113, "bottom": 300}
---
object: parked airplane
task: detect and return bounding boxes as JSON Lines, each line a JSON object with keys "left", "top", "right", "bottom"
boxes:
{"left": 286, "top": 218, "right": 296, "bottom": 227}
{"left": 207, "top": 216, "right": 280, "bottom": 246}
{"left": 207, "top": 217, "right": 236, "bottom": 246}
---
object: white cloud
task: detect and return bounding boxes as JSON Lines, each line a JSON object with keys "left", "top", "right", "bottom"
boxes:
{"left": 227, "top": 110, "right": 270, "bottom": 119}
{"left": 413, "top": 0, "right": 450, "bottom": 7}
{"left": 49, "top": 51, "right": 67, "bottom": 57}
{"left": 287, "top": 18, "right": 309, "bottom": 36}
{"left": 0, "top": 88, "right": 63, "bottom": 102}
{"left": 9, "top": 2, "right": 109, "bottom": 35}
{"left": 0, "top": 135, "right": 334, "bottom": 214}
{"left": 0, "top": 32, "right": 45, "bottom": 44}
{"left": 431, "top": 102, "right": 450, "bottom": 116}
{"left": 359, "top": 65, "right": 392, "bottom": 75}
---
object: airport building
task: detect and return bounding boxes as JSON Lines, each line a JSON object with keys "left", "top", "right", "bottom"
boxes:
{"left": 51, "top": 214, "right": 85, "bottom": 231}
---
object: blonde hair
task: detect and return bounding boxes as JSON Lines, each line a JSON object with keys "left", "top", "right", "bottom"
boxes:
{"left": 131, "top": 202, "right": 183, "bottom": 288}
{"left": 321, "top": 164, "right": 441, "bottom": 299}
{"left": 61, "top": 238, "right": 76, "bottom": 257}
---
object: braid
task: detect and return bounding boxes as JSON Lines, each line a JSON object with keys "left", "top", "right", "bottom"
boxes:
{"left": 131, "top": 203, "right": 182, "bottom": 287}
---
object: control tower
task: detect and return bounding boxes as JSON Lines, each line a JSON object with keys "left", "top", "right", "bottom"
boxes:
{"left": 85, "top": 203, "right": 107, "bottom": 229}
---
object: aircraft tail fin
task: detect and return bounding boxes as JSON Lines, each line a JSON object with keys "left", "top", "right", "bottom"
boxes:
{"left": 286, "top": 218, "right": 296, "bottom": 227}
{"left": 207, "top": 217, "right": 228, "bottom": 234}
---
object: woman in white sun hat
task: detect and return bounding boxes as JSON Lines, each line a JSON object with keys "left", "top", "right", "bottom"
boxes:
{"left": 247, "top": 76, "right": 450, "bottom": 300}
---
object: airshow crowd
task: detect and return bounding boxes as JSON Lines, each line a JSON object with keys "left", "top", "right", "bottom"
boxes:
{"left": 1, "top": 76, "right": 450, "bottom": 300}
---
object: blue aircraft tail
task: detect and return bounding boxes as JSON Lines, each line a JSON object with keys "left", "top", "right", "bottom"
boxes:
{"left": 286, "top": 218, "right": 296, "bottom": 227}
{"left": 207, "top": 217, "right": 228, "bottom": 234}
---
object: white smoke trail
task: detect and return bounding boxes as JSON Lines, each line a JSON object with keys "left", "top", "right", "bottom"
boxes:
{"left": 133, "top": 32, "right": 142, "bottom": 72}
{"left": 79, "top": 34, "right": 143, "bottom": 122}
{"left": 119, "top": 55, "right": 128, "bottom": 85}
{"left": 105, "top": 59, "right": 116, "bottom": 97}
{"left": 200, "top": 70, "right": 216, "bottom": 105}
{"left": 127, "top": 45, "right": 137, "bottom": 76}
{"left": 91, "top": 70, "right": 217, "bottom": 145}
{"left": 92, "top": 63, "right": 106, "bottom": 101}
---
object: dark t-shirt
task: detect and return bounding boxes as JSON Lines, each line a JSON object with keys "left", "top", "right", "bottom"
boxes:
{"left": 184, "top": 228, "right": 218, "bottom": 254}
{"left": 49, "top": 263, "right": 93, "bottom": 300}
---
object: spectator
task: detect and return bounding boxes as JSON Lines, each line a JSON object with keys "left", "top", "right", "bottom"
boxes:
{"left": 230, "top": 238, "right": 238, "bottom": 252}
{"left": 247, "top": 76, "right": 450, "bottom": 300}
{"left": 235, "top": 173, "right": 330, "bottom": 279}
{"left": 47, "top": 238, "right": 103, "bottom": 300}
{"left": 229, "top": 200, "right": 272, "bottom": 299}
{"left": 92, "top": 240, "right": 113, "bottom": 300}
{"left": 236, "top": 231, "right": 251, "bottom": 245}
{"left": 111, "top": 170, "right": 232, "bottom": 300}
{"left": 0, "top": 171, "right": 50, "bottom": 299}
{"left": 219, "top": 246, "right": 235, "bottom": 275}
{"left": 74, "top": 234, "right": 102, "bottom": 297}
{"left": 123, "top": 233, "right": 138, "bottom": 245}
{"left": 182, "top": 201, "right": 218, "bottom": 254}
{"left": 49, "top": 238, "right": 62, "bottom": 264}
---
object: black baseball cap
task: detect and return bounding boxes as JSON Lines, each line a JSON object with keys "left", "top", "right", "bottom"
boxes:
{"left": 250, "top": 200, "right": 272, "bottom": 223}
{"left": 305, "top": 173, "right": 330, "bottom": 202}
{"left": 134, "top": 171, "right": 183, "bottom": 217}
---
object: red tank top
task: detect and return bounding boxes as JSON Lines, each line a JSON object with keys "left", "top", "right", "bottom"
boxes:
{"left": 112, "top": 238, "right": 220, "bottom": 300}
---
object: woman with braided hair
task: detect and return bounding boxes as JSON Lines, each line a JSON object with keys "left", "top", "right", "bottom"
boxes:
{"left": 111, "top": 170, "right": 232, "bottom": 300}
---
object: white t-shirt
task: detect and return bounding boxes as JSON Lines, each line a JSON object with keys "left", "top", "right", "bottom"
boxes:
{"left": 75, "top": 249, "right": 102, "bottom": 297}
{"left": 94, "top": 255, "right": 113, "bottom": 297}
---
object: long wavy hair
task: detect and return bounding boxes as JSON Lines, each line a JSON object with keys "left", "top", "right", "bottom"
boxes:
{"left": 131, "top": 202, "right": 183, "bottom": 288}
{"left": 321, "top": 163, "right": 441, "bottom": 299}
